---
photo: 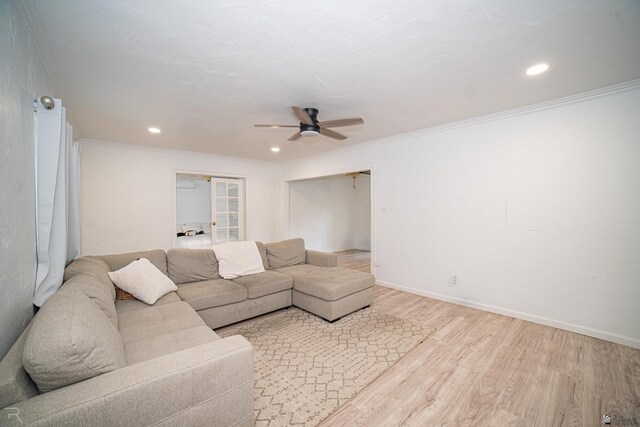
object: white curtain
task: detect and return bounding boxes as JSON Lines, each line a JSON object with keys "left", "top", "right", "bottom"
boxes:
{"left": 66, "top": 125, "right": 81, "bottom": 264}
{"left": 33, "top": 98, "right": 81, "bottom": 306}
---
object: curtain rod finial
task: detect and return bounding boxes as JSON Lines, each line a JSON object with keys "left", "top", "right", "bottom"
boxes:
{"left": 40, "top": 96, "right": 55, "bottom": 110}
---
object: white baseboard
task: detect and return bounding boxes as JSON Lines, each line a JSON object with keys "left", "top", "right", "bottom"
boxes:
{"left": 376, "top": 280, "right": 640, "bottom": 350}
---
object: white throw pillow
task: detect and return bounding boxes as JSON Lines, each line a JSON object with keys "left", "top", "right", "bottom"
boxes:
{"left": 107, "top": 258, "right": 177, "bottom": 305}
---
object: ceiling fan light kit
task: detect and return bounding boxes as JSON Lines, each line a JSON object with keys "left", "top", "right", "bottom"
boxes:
{"left": 255, "top": 106, "right": 364, "bottom": 144}
{"left": 300, "top": 130, "right": 319, "bottom": 137}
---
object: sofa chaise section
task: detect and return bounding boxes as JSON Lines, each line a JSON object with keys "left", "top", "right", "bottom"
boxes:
{"left": 280, "top": 264, "right": 375, "bottom": 322}
{"left": 265, "top": 238, "right": 375, "bottom": 322}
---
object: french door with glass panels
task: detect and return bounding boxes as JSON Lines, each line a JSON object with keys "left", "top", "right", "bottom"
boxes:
{"left": 211, "top": 177, "right": 244, "bottom": 244}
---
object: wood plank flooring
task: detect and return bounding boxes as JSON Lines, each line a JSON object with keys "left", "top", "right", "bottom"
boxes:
{"left": 328, "top": 250, "right": 640, "bottom": 427}
{"left": 335, "top": 249, "right": 371, "bottom": 273}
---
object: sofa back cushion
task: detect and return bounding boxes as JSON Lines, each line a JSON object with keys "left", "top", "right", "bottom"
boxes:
{"left": 63, "top": 256, "right": 112, "bottom": 290}
{"left": 63, "top": 256, "right": 116, "bottom": 301}
{"left": 62, "top": 273, "right": 118, "bottom": 328}
{"left": 255, "top": 241, "right": 271, "bottom": 270}
{"left": 98, "top": 249, "right": 168, "bottom": 276}
{"left": 22, "top": 288, "right": 127, "bottom": 393}
{"left": 265, "top": 238, "right": 306, "bottom": 269}
{"left": 0, "top": 323, "right": 39, "bottom": 408}
{"left": 166, "top": 248, "right": 220, "bottom": 284}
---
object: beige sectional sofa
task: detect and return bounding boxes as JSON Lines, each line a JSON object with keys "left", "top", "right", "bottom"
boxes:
{"left": 170, "top": 242, "right": 294, "bottom": 329}
{"left": 0, "top": 238, "right": 374, "bottom": 426}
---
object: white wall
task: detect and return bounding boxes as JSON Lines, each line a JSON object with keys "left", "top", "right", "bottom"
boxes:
{"left": 176, "top": 179, "right": 211, "bottom": 227}
{"left": 0, "top": 3, "right": 56, "bottom": 358}
{"left": 352, "top": 175, "right": 371, "bottom": 250}
{"left": 80, "top": 140, "right": 282, "bottom": 254}
{"left": 289, "top": 174, "right": 370, "bottom": 252}
{"left": 283, "top": 85, "right": 640, "bottom": 348}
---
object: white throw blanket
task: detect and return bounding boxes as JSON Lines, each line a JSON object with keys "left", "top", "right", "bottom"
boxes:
{"left": 212, "top": 241, "right": 265, "bottom": 279}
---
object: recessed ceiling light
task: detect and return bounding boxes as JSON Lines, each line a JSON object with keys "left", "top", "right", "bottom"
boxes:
{"left": 148, "top": 127, "right": 161, "bottom": 134}
{"left": 526, "top": 63, "right": 549, "bottom": 76}
{"left": 271, "top": 147, "right": 281, "bottom": 152}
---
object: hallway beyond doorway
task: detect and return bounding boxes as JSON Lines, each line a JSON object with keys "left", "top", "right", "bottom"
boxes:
{"left": 335, "top": 249, "right": 370, "bottom": 273}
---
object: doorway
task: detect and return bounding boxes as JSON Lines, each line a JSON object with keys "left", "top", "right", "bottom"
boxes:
{"left": 175, "top": 173, "right": 245, "bottom": 248}
{"left": 288, "top": 170, "right": 371, "bottom": 271}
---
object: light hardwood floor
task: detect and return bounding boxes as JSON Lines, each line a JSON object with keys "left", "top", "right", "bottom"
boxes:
{"left": 327, "top": 250, "right": 640, "bottom": 427}
{"left": 335, "top": 249, "right": 371, "bottom": 273}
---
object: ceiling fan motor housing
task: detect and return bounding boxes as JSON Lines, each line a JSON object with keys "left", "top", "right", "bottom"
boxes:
{"left": 301, "top": 108, "right": 320, "bottom": 134}
{"left": 300, "top": 123, "right": 320, "bottom": 132}
{"left": 303, "top": 108, "right": 319, "bottom": 123}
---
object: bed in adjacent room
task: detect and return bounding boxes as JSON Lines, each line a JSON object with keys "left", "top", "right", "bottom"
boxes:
{"left": 176, "top": 223, "right": 213, "bottom": 248}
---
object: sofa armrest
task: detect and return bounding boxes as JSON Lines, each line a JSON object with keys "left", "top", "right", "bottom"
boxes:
{"left": 306, "top": 250, "right": 338, "bottom": 268}
{"left": 0, "top": 336, "right": 253, "bottom": 427}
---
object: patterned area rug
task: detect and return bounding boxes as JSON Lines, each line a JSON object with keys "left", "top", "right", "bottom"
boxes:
{"left": 217, "top": 307, "right": 434, "bottom": 426}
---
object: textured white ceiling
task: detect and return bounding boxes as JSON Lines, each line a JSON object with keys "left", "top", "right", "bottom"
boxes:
{"left": 25, "top": 0, "right": 640, "bottom": 161}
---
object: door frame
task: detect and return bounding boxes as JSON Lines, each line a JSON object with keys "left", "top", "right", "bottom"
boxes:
{"left": 173, "top": 169, "right": 248, "bottom": 247}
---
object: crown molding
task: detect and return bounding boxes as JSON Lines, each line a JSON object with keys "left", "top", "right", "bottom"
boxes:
{"left": 287, "top": 79, "right": 640, "bottom": 164}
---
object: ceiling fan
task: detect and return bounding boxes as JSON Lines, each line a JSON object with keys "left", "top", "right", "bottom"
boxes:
{"left": 255, "top": 107, "right": 364, "bottom": 141}
{"left": 346, "top": 170, "right": 371, "bottom": 188}
{"left": 345, "top": 170, "right": 371, "bottom": 178}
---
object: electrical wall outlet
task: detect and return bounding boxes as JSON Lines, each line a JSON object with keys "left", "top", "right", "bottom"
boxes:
{"left": 449, "top": 275, "right": 458, "bottom": 286}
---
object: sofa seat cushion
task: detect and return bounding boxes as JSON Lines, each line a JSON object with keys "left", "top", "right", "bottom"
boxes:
{"left": 118, "top": 301, "right": 206, "bottom": 344}
{"left": 276, "top": 266, "right": 375, "bottom": 301}
{"left": 0, "top": 324, "right": 38, "bottom": 409}
{"left": 273, "top": 264, "right": 323, "bottom": 277}
{"left": 115, "top": 291, "right": 182, "bottom": 314}
{"left": 231, "top": 271, "right": 293, "bottom": 299}
{"left": 176, "top": 279, "right": 247, "bottom": 311}
{"left": 124, "top": 325, "right": 220, "bottom": 365}
{"left": 23, "top": 288, "right": 127, "bottom": 393}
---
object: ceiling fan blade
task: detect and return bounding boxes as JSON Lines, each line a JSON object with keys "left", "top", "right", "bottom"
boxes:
{"left": 254, "top": 124, "right": 299, "bottom": 128}
{"left": 318, "top": 118, "right": 364, "bottom": 128}
{"left": 319, "top": 128, "right": 347, "bottom": 141}
{"left": 288, "top": 131, "right": 302, "bottom": 141}
{"left": 292, "top": 106, "right": 314, "bottom": 125}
